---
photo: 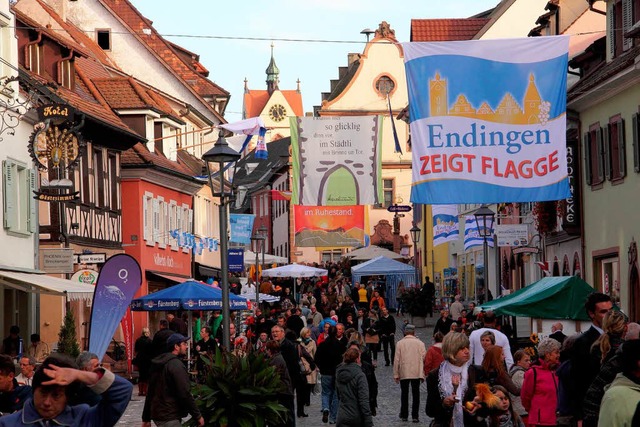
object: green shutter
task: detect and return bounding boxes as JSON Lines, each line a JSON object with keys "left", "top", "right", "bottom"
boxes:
{"left": 584, "top": 133, "right": 592, "bottom": 185}
{"left": 633, "top": 113, "right": 640, "bottom": 173}
{"left": 618, "top": 118, "right": 626, "bottom": 178}
{"left": 3, "top": 160, "right": 15, "bottom": 230}
{"left": 27, "top": 168, "right": 37, "bottom": 232}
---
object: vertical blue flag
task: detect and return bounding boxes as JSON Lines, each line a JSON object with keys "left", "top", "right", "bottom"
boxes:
{"left": 255, "top": 127, "right": 268, "bottom": 159}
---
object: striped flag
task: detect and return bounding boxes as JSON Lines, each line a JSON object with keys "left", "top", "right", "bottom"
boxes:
{"left": 432, "top": 205, "right": 459, "bottom": 247}
{"left": 464, "top": 215, "right": 494, "bottom": 251}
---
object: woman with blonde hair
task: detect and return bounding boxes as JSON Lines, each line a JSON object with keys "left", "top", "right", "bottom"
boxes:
{"left": 134, "top": 327, "right": 152, "bottom": 396}
{"left": 426, "top": 332, "right": 483, "bottom": 427}
{"left": 589, "top": 310, "right": 627, "bottom": 369}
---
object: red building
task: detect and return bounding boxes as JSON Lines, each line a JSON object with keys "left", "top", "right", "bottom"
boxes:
{"left": 121, "top": 143, "right": 202, "bottom": 334}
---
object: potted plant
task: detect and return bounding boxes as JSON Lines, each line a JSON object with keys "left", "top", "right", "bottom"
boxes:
{"left": 401, "top": 287, "right": 430, "bottom": 327}
{"left": 185, "top": 349, "right": 289, "bottom": 427}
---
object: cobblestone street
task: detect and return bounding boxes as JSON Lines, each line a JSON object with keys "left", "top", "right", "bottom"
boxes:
{"left": 117, "top": 315, "right": 438, "bottom": 426}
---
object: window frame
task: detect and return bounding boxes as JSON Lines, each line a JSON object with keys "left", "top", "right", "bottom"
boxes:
{"left": 3, "top": 159, "right": 37, "bottom": 235}
{"left": 607, "top": 114, "right": 626, "bottom": 182}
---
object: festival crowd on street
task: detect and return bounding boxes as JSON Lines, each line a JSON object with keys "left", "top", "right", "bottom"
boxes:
{"left": 3, "top": 259, "right": 633, "bottom": 427}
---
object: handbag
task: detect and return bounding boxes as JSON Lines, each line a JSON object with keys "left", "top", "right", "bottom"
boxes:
{"left": 298, "top": 345, "right": 312, "bottom": 375}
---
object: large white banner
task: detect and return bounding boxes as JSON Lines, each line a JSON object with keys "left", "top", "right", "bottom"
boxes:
{"left": 290, "top": 116, "right": 383, "bottom": 206}
{"left": 403, "top": 36, "right": 572, "bottom": 204}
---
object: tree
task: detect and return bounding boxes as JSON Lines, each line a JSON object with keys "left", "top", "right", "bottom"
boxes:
{"left": 57, "top": 309, "right": 80, "bottom": 358}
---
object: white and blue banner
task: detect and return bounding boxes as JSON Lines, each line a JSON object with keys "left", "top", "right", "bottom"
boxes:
{"left": 229, "top": 214, "right": 255, "bottom": 244}
{"left": 403, "top": 36, "right": 572, "bottom": 204}
{"left": 432, "top": 204, "right": 459, "bottom": 247}
{"left": 464, "top": 215, "right": 494, "bottom": 252}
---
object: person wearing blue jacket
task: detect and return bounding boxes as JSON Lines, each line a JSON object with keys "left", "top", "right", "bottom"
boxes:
{"left": 0, "top": 353, "right": 132, "bottom": 427}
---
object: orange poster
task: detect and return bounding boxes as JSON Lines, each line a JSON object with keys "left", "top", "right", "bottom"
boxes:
{"left": 294, "top": 205, "right": 365, "bottom": 248}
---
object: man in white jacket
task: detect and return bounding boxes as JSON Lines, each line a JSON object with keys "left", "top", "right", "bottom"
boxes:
{"left": 393, "top": 324, "right": 426, "bottom": 423}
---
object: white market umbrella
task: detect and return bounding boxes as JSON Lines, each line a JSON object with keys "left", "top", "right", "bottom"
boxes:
{"left": 261, "top": 263, "right": 328, "bottom": 302}
{"left": 243, "top": 250, "right": 289, "bottom": 265}
{"left": 261, "top": 263, "right": 328, "bottom": 278}
{"left": 346, "top": 245, "right": 405, "bottom": 261}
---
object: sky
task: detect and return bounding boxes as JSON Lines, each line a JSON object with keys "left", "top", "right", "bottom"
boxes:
{"left": 132, "top": 0, "right": 500, "bottom": 122}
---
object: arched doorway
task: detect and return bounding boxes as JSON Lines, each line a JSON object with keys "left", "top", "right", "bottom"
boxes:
{"left": 573, "top": 252, "right": 582, "bottom": 277}
{"left": 552, "top": 256, "right": 560, "bottom": 277}
{"left": 562, "top": 255, "right": 570, "bottom": 276}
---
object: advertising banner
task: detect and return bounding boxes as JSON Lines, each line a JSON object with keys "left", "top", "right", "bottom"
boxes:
{"left": 291, "top": 116, "right": 383, "bottom": 206}
{"left": 228, "top": 248, "right": 245, "bottom": 272}
{"left": 403, "top": 36, "right": 571, "bottom": 204}
{"left": 294, "top": 205, "right": 365, "bottom": 247}
{"left": 88, "top": 254, "right": 142, "bottom": 361}
{"left": 496, "top": 224, "right": 529, "bottom": 247}
{"left": 432, "top": 204, "right": 459, "bottom": 247}
{"left": 229, "top": 214, "right": 255, "bottom": 244}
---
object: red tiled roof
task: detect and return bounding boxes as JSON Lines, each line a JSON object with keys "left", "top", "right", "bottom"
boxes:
{"left": 243, "top": 90, "right": 303, "bottom": 118}
{"left": 121, "top": 143, "right": 196, "bottom": 179}
{"left": 99, "top": 0, "right": 228, "bottom": 99}
{"left": 92, "top": 78, "right": 152, "bottom": 110}
{"left": 410, "top": 18, "right": 490, "bottom": 41}
{"left": 243, "top": 90, "right": 270, "bottom": 118}
{"left": 33, "top": 0, "right": 118, "bottom": 68}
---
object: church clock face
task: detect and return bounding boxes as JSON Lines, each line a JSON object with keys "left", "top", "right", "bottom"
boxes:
{"left": 269, "top": 104, "right": 287, "bottom": 122}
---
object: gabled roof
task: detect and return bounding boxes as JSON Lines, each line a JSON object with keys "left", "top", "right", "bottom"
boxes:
{"left": 410, "top": 18, "right": 490, "bottom": 41}
{"left": 98, "top": 0, "right": 228, "bottom": 103}
{"left": 121, "top": 143, "right": 196, "bottom": 180}
{"left": 91, "top": 77, "right": 183, "bottom": 124}
{"left": 243, "top": 89, "right": 303, "bottom": 119}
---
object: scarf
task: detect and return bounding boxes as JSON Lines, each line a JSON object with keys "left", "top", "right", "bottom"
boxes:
{"left": 438, "top": 361, "right": 469, "bottom": 427}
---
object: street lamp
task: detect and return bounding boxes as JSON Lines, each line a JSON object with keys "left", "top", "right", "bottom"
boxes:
{"left": 410, "top": 223, "right": 421, "bottom": 287}
{"left": 474, "top": 204, "right": 495, "bottom": 304}
{"left": 250, "top": 231, "right": 265, "bottom": 310}
{"left": 203, "top": 131, "right": 241, "bottom": 351}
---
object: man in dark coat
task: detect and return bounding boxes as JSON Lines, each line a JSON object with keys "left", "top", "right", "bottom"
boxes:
{"left": 378, "top": 307, "right": 397, "bottom": 366}
{"left": 314, "top": 326, "right": 344, "bottom": 424}
{"left": 142, "top": 334, "right": 203, "bottom": 426}
{"left": 422, "top": 277, "right": 435, "bottom": 317}
{"left": 0, "top": 354, "right": 31, "bottom": 415}
{"left": 549, "top": 322, "right": 567, "bottom": 345}
{"left": 569, "top": 292, "right": 612, "bottom": 424}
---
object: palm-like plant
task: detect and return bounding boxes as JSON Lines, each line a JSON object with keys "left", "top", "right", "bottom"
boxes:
{"left": 184, "top": 349, "right": 289, "bottom": 427}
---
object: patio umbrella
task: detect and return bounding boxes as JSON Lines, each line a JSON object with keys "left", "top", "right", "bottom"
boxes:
{"left": 131, "top": 280, "right": 249, "bottom": 361}
{"left": 346, "top": 245, "right": 405, "bottom": 261}
{"left": 261, "top": 263, "right": 328, "bottom": 302}
{"left": 261, "top": 263, "right": 328, "bottom": 278}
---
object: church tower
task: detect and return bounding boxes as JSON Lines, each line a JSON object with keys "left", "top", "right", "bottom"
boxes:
{"left": 523, "top": 73, "right": 542, "bottom": 123}
{"left": 266, "top": 43, "right": 280, "bottom": 95}
{"left": 429, "top": 73, "right": 448, "bottom": 116}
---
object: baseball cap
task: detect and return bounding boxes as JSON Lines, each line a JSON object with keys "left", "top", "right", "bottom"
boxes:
{"left": 167, "top": 333, "right": 190, "bottom": 348}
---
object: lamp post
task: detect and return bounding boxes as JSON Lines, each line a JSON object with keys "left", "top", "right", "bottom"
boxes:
{"left": 250, "top": 231, "right": 265, "bottom": 310}
{"left": 474, "top": 204, "right": 495, "bottom": 304}
{"left": 410, "top": 223, "right": 421, "bottom": 287}
{"left": 203, "top": 131, "right": 241, "bottom": 351}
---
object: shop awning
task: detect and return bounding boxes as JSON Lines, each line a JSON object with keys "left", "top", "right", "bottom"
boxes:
{"left": 0, "top": 270, "right": 94, "bottom": 301}
{"left": 146, "top": 271, "right": 192, "bottom": 284}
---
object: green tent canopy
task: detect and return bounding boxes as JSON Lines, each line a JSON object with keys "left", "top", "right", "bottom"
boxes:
{"left": 479, "top": 276, "right": 596, "bottom": 321}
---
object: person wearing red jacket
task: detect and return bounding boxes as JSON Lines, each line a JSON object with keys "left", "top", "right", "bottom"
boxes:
{"left": 521, "top": 338, "right": 561, "bottom": 426}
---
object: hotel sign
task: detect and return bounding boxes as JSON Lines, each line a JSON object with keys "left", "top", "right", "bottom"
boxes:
{"left": 42, "top": 248, "right": 75, "bottom": 273}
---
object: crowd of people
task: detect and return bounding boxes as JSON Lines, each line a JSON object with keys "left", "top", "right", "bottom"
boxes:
{"left": 1, "top": 262, "right": 639, "bottom": 426}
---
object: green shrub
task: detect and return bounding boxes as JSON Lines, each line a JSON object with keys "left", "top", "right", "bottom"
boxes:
{"left": 401, "top": 286, "right": 430, "bottom": 317}
{"left": 184, "top": 349, "right": 289, "bottom": 427}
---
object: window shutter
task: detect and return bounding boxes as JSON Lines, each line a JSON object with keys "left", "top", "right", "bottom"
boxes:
{"left": 609, "top": 2, "right": 617, "bottom": 58}
{"left": 633, "top": 113, "right": 640, "bottom": 172}
{"left": 27, "top": 169, "right": 37, "bottom": 233}
{"left": 169, "top": 202, "right": 176, "bottom": 249}
{"left": 142, "top": 196, "right": 148, "bottom": 241}
{"left": 152, "top": 198, "right": 160, "bottom": 243}
{"left": 618, "top": 118, "right": 627, "bottom": 178}
{"left": 188, "top": 209, "right": 193, "bottom": 234}
{"left": 599, "top": 127, "right": 608, "bottom": 182}
{"left": 584, "top": 133, "right": 593, "bottom": 185}
{"left": 623, "top": 0, "right": 634, "bottom": 51}
{"left": 164, "top": 202, "right": 169, "bottom": 247}
{"left": 3, "top": 161, "right": 15, "bottom": 229}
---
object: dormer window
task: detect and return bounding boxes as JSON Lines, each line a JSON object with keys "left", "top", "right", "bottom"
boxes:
{"left": 57, "top": 58, "right": 75, "bottom": 89}
{"left": 25, "top": 42, "right": 43, "bottom": 75}
{"left": 96, "top": 29, "right": 111, "bottom": 50}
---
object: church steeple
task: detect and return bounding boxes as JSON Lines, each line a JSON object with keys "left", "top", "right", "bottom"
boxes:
{"left": 266, "top": 43, "right": 280, "bottom": 95}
